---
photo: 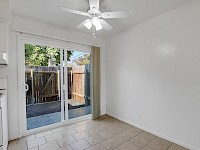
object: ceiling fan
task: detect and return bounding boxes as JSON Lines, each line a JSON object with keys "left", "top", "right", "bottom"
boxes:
{"left": 58, "top": 0, "right": 128, "bottom": 37}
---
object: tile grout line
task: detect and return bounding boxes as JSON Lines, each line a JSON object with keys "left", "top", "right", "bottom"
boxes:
{"left": 111, "top": 132, "right": 141, "bottom": 150}
{"left": 135, "top": 135, "right": 157, "bottom": 150}
{"left": 167, "top": 142, "right": 174, "bottom": 150}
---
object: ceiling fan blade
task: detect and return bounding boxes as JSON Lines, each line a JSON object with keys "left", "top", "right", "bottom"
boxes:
{"left": 76, "top": 19, "right": 90, "bottom": 28}
{"left": 58, "top": 6, "right": 90, "bottom": 17}
{"left": 89, "top": 0, "right": 100, "bottom": 10}
{"left": 102, "top": 11, "right": 129, "bottom": 19}
{"left": 100, "top": 19, "right": 113, "bottom": 31}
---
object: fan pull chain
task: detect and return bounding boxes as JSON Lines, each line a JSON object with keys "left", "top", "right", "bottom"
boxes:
{"left": 92, "top": 25, "right": 96, "bottom": 38}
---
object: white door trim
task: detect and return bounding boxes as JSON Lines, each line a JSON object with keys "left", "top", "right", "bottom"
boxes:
{"left": 64, "top": 49, "right": 68, "bottom": 121}
{"left": 60, "top": 49, "right": 65, "bottom": 121}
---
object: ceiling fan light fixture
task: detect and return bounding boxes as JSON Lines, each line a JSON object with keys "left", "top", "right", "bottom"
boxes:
{"left": 95, "top": 22, "right": 103, "bottom": 31}
{"left": 84, "top": 20, "right": 92, "bottom": 29}
{"left": 92, "top": 17, "right": 102, "bottom": 30}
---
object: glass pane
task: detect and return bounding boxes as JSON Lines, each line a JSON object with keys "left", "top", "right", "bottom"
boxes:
{"left": 67, "top": 50, "right": 92, "bottom": 119}
{"left": 25, "top": 44, "right": 62, "bottom": 130}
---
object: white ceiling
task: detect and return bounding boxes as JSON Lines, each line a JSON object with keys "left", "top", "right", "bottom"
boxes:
{"left": 11, "top": 0, "right": 192, "bottom": 38}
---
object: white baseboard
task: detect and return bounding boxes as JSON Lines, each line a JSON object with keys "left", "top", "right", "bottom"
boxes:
{"left": 107, "top": 113, "right": 199, "bottom": 150}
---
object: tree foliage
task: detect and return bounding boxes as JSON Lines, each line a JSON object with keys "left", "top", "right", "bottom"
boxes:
{"left": 25, "top": 44, "right": 73, "bottom": 66}
{"left": 74, "top": 53, "right": 91, "bottom": 65}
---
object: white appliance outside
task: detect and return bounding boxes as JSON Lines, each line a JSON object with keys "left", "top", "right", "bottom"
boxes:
{"left": 0, "top": 79, "right": 8, "bottom": 150}
{"left": 0, "top": 52, "right": 7, "bottom": 69}
{"left": 0, "top": 104, "right": 3, "bottom": 148}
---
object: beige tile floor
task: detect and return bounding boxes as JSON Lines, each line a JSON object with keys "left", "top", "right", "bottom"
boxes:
{"left": 8, "top": 115, "right": 188, "bottom": 150}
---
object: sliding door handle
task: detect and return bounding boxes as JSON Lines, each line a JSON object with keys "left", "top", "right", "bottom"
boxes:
{"left": 24, "top": 84, "right": 29, "bottom": 92}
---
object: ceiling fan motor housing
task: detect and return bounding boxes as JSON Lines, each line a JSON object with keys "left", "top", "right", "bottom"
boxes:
{"left": 88, "top": 8, "right": 102, "bottom": 18}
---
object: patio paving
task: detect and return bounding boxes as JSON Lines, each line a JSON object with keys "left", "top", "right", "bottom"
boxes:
{"left": 26, "top": 100, "right": 89, "bottom": 118}
{"left": 27, "top": 106, "right": 92, "bottom": 130}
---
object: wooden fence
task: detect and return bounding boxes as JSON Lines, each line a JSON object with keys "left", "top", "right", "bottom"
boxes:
{"left": 26, "top": 65, "right": 90, "bottom": 105}
{"left": 26, "top": 66, "right": 60, "bottom": 104}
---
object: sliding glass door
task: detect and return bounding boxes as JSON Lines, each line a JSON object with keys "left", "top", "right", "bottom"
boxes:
{"left": 24, "top": 44, "right": 65, "bottom": 130}
{"left": 66, "top": 50, "right": 92, "bottom": 119}
{"left": 20, "top": 39, "right": 92, "bottom": 133}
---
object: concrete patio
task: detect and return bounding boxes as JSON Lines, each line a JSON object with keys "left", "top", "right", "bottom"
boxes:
{"left": 26, "top": 100, "right": 91, "bottom": 130}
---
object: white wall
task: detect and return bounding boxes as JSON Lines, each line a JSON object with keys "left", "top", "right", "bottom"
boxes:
{"left": 106, "top": 1, "right": 200, "bottom": 149}
{"left": 0, "top": 15, "right": 106, "bottom": 140}
{"left": 0, "top": 0, "right": 10, "bottom": 20}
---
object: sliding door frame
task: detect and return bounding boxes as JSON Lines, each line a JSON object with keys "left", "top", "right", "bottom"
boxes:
{"left": 18, "top": 36, "right": 68, "bottom": 136}
{"left": 17, "top": 35, "right": 92, "bottom": 137}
